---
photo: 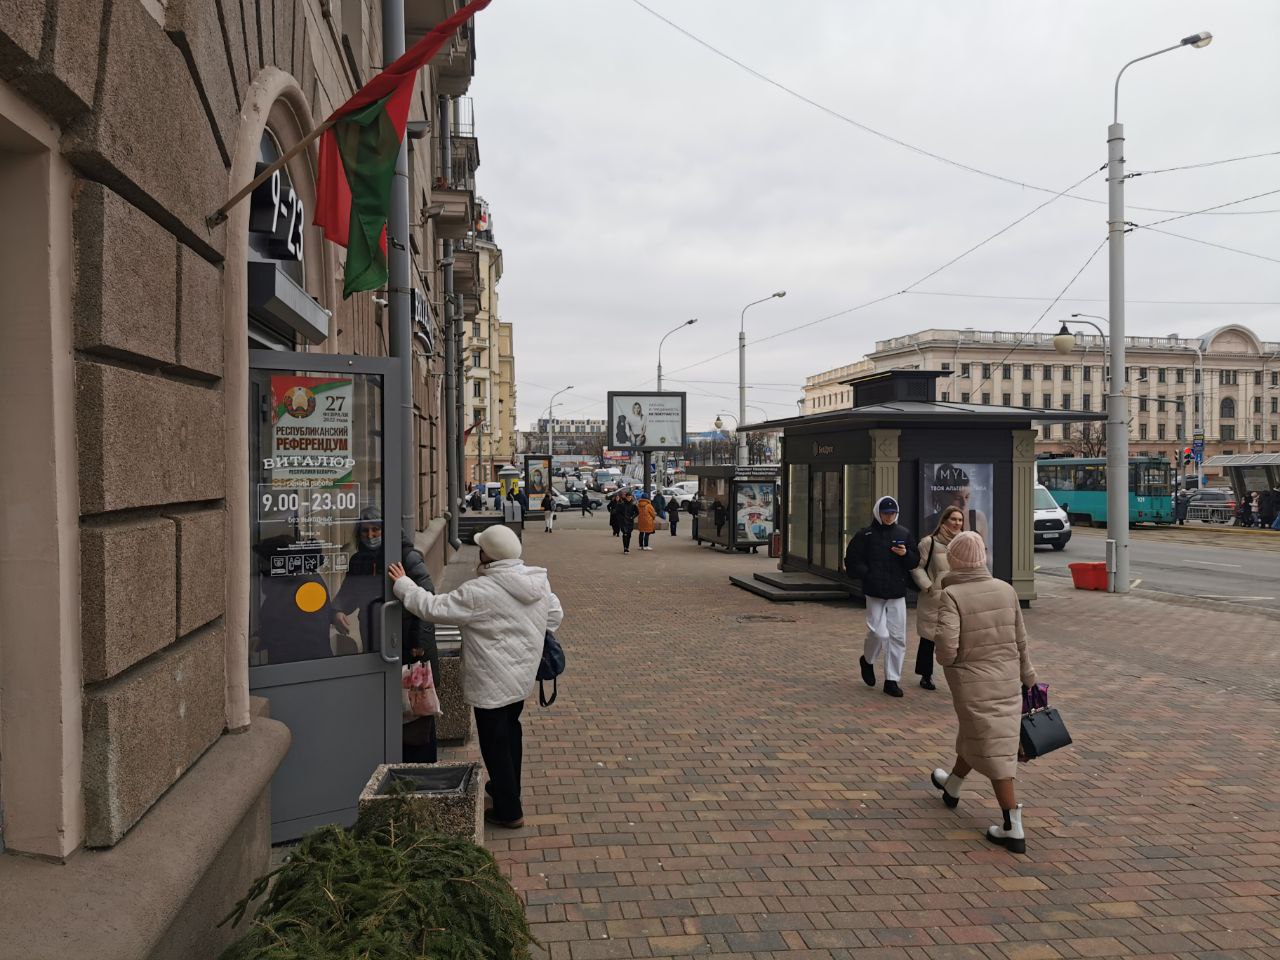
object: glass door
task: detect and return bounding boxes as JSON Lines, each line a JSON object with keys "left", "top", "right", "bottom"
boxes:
{"left": 248, "top": 351, "right": 402, "bottom": 842}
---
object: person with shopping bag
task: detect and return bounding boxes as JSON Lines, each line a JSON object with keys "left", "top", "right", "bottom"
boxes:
{"left": 388, "top": 525, "right": 562, "bottom": 829}
{"left": 929, "top": 531, "right": 1038, "bottom": 854}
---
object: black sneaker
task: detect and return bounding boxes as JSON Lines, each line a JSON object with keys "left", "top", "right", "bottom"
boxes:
{"left": 920, "top": 677, "right": 936, "bottom": 691}
{"left": 859, "top": 656, "right": 876, "bottom": 687}
{"left": 883, "top": 680, "right": 904, "bottom": 698}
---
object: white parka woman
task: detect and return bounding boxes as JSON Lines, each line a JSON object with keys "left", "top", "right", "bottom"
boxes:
{"left": 389, "top": 524, "right": 562, "bottom": 829}
{"left": 913, "top": 506, "right": 964, "bottom": 690}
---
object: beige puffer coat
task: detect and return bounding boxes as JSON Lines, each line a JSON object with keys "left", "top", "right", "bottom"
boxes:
{"left": 934, "top": 567, "right": 1038, "bottom": 780}
{"left": 913, "top": 534, "right": 953, "bottom": 641}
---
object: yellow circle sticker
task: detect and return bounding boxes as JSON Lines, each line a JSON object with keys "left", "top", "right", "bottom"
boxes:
{"left": 295, "top": 581, "right": 328, "bottom": 613}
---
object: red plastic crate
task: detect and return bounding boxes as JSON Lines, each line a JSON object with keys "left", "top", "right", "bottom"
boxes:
{"left": 1068, "top": 561, "right": 1108, "bottom": 591}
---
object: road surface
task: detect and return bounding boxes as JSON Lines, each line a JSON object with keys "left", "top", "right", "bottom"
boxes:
{"left": 1036, "top": 526, "right": 1280, "bottom": 612}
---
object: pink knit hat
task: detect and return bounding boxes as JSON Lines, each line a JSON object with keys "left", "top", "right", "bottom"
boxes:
{"left": 947, "top": 531, "right": 987, "bottom": 569}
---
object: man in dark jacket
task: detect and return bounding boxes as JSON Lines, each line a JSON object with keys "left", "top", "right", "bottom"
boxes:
{"left": 617, "top": 491, "right": 640, "bottom": 554}
{"left": 844, "top": 495, "right": 919, "bottom": 698}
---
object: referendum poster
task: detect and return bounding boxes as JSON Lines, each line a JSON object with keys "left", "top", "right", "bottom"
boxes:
{"left": 606, "top": 392, "right": 686, "bottom": 451}
{"left": 269, "top": 375, "right": 355, "bottom": 487}
{"left": 524, "top": 455, "right": 552, "bottom": 496}
{"left": 920, "top": 462, "right": 993, "bottom": 569}
{"left": 735, "top": 481, "right": 777, "bottom": 545}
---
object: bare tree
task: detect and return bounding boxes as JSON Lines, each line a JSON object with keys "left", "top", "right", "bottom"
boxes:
{"left": 1063, "top": 425, "right": 1106, "bottom": 458}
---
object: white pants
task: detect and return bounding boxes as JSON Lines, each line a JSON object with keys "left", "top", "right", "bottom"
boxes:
{"left": 544, "top": 511, "right": 555, "bottom": 531}
{"left": 863, "top": 596, "right": 907, "bottom": 683}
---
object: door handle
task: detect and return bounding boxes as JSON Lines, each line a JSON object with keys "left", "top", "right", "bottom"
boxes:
{"left": 379, "top": 599, "right": 403, "bottom": 665}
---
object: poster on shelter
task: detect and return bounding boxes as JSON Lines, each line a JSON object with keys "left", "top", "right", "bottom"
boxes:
{"left": 269, "top": 375, "right": 355, "bottom": 487}
{"left": 524, "top": 456, "right": 552, "bottom": 497}
{"left": 606, "top": 392, "right": 686, "bottom": 451}
{"left": 920, "top": 462, "right": 993, "bottom": 570}
{"left": 735, "top": 481, "right": 776, "bottom": 544}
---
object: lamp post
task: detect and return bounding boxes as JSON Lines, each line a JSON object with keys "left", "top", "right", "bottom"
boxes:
{"left": 657, "top": 318, "right": 698, "bottom": 393}
{"left": 714, "top": 413, "right": 736, "bottom": 466}
{"left": 1103, "top": 30, "right": 1212, "bottom": 593}
{"left": 739, "top": 291, "right": 786, "bottom": 465}
{"left": 546, "top": 385, "right": 573, "bottom": 461}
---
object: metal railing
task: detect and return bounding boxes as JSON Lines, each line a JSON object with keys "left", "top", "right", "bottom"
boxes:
{"left": 431, "top": 136, "right": 477, "bottom": 192}
{"left": 1187, "top": 503, "right": 1232, "bottom": 523}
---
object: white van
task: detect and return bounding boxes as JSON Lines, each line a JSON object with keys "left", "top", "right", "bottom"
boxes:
{"left": 1034, "top": 483, "right": 1071, "bottom": 550}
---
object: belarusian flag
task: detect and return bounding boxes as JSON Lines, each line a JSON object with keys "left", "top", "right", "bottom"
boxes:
{"left": 314, "top": 0, "right": 493, "bottom": 297}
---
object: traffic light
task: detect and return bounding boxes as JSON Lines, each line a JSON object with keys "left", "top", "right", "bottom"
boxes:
{"left": 1182, "top": 446, "right": 1193, "bottom": 465}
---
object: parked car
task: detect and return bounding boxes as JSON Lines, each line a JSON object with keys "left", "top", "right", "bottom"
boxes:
{"left": 657, "top": 485, "right": 695, "bottom": 507}
{"left": 1033, "top": 483, "right": 1071, "bottom": 550}
{"left": 670, "top": 481, "right": 698, "bottom": 498}
{"left": 1187, "top": 488, "right": 1235, "bottom": 523}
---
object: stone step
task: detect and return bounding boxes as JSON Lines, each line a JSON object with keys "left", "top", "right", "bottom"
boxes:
{"left": 753, "top": 570, "right": 849, "bottom": 592}
{"left": 729, "top": 575, "right": 851, "bottom": 603}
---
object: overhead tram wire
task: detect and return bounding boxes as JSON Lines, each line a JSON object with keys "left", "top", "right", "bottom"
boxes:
{"left": 624, "top": 0, "right": 1280, "bottom": 216}
{"left": 1134, "top": 226, "right": 1280, "bottom": 266}
{"left": 969, "top": 237, "right": 1109, "bottom": 399}
{"left": 904, "top": 291, "right": 1280, "bottom": 306}
{"left": 1133, "top": 186, "right": 1280, "bottom": 229}
{"left": 1129, "top": 149, "right": 1280, "bottom": 177}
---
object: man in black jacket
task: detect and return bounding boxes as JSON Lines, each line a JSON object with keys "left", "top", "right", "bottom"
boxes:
{"left": 617, "top": 491, "right": 640, "bottom": 554}
{"left": 844, "top": 495, "right": 919, "bottom": 698}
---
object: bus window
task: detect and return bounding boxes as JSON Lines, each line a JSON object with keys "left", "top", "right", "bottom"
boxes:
{"left": 1143, "top": 463, "right": 1170, "bottom": 498}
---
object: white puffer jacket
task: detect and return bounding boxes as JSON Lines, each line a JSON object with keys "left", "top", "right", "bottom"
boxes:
{"left": 394, "top": 559, "right": 563, "bottom": 709}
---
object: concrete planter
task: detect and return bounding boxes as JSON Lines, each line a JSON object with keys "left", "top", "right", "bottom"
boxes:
{"left": 434, "top": 627, "right": 470, "bottom": 744}
{"left": 358, "top": 760, "right": 484, "bottom": 844}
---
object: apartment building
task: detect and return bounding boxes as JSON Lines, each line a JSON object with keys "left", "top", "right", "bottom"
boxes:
{"left": 803, "top": 324, "right": 1280, "bottom": 462}
{"left": 0, "top": 2, "right": 489, "bottom": 955}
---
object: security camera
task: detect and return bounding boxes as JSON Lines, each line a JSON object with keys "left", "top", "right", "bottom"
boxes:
{"left": 372, "top": 296, "right": 389, "bottom": 309}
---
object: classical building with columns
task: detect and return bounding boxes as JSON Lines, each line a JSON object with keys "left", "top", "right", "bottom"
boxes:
{"left": 803, "top": 324, "right": 1280, "bottom": 463}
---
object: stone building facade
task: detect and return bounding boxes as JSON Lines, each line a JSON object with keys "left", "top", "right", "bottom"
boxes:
{"left": 803, "top": 324, "right": 1280, "bottom": 464}
{"left": 0, "top": 1, "right": 488, "bottom": 956}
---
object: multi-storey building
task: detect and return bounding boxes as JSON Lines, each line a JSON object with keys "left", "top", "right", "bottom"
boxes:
{"left": 0, "top": 2, "right": 492, "bottom": 955}
{"left": 526, "top": 419, "right": 609, "bottom": 457}
{"left": 461, "top": 199, "right": 516, "bottom": 482}
{"left": 804, "top": 324, "right": 1280, "bottom": 463}
{"left": 801, "top": 360, "right": 873, "bottom": 414}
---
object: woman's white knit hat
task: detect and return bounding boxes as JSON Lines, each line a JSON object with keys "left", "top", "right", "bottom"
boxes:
{"left": 947, "top": 530, "right": 987, "bottom": 569}
{"left": 475, "top": 524, "right": 523, "bottom": 561}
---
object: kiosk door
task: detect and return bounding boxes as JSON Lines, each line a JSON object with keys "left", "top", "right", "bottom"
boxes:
{"left": 248, "top": 352, "right": 402, "bottom": 842}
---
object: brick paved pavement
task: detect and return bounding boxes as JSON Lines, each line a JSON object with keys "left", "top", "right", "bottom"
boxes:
{"left": 481, "top": 513, "right": 1280, "bottom": 959}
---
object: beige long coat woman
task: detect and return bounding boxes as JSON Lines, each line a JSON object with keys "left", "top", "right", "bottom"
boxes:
{"left": 934, "top": 567, "right": 1038, "bottom": 780}
{"left": 913, "top": 534, "right": 952, "bottom": 641}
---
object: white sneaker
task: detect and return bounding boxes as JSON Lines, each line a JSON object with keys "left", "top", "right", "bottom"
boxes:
{"left": 930, "top": 768, "right": 963, "bottom": 809}
{"left": 986, "top": 803, "right": 1025, "bottom": 854}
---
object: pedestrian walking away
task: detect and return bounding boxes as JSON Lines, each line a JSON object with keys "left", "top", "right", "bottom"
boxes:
{"left": 541, "top": 491, "right": 557, "bottom": 533}
{"left": 652, "top": 490, "right": 667, "bottom": 523}
{"left": 636, "top": 492, "right": 657, "bottom": 550}
{"left": 929, "top": 531, "right": 1039, "bottom": 854}
{"left": 389, "top": 524, "right": 563, "bottom": 830}
{"left": 668, "top": 498, "right": 681, "bottom": 536}
{"left": 844, "top": 495, "right": 919, "bottom": 697}
{"left": 608, "top": 494, "right": 622, "bottom": 537}
{"left": 617, "top": 490, "right": 639, "bottom": 553}
{"left": 580, "top": 493, "right": 593, "bottom": 517}
{"left": 914, "top": 505, "right": 964, "bottom": 691}
{"left": 1174, "top": 487, "right": 1190, "bottom": 525}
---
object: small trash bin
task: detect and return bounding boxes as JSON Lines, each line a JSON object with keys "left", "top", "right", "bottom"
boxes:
{"left": 1068, "top": 561, "right": 1107, "bottom": 591}
{"left": 768, "top": 531, "right": 782, "bottom": 558}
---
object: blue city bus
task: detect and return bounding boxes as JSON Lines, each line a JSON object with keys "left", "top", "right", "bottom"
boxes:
{"left": 1035, "top": 456, "right": 1175, "bottom": 526}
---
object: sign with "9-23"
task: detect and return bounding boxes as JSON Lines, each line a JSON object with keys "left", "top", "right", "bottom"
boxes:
{"left": 249, "top": 162, "right": 305, "bottom": 262}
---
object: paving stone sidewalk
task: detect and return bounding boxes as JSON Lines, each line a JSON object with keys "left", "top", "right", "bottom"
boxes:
{"left": 484, "top": 513, "right": 1280, "bottom": 959}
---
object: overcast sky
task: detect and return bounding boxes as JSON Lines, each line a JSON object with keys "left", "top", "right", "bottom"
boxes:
{"left": 467, "top": 1, "right": 1280, "bottom": 432}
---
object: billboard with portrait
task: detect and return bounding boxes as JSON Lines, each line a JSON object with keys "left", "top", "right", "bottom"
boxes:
{"left": 735, "top": 480, "right": 777, "bottom": 545}
{"left": 920, "top": 462, "right": 994, "bottom": 570}
{"left": 606, "top": 392, "right": 686, "bottom": 452}
{"left": 523, "top": 455, "right": 552, "bottom": 497}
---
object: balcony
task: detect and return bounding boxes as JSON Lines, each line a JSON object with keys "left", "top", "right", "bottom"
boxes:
{"left": 452, "top": 240, "right": 479, "bottom": 294}
{"left": 406, "top": 2, "right": 477, "bottom": 96}
{"left": 428, "top": 129, "right": 479, "bottom": 241}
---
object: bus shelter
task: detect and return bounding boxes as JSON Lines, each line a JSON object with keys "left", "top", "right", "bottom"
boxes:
{"left": 741, "top": 370, "right": 1102, "bottom": 606}
{"left": 1203, "top": 453, "right": 1280, "bottom": 500}
{"left": 688, "top": 464, "right": 780, "bottom": 551}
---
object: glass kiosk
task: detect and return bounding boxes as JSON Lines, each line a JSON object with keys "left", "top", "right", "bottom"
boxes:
{"left": 690, "top": 464, "right": 780, "bottom": 552}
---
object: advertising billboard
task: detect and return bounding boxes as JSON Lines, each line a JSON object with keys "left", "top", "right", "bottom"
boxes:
{"left": 523, "top": 455, "right": 552, "bottom": 497}
{"left": 920, "top": 462, "right": 994, "bottom": 570}
{"left": 606, "top": 392, "right": 687, "bottom": 452}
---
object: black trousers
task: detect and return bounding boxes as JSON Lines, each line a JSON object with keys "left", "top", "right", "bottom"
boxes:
{"left": 621, "top": 528, "right": 633, "bottom": 550}
{"left": 474, "top": 701, "right": 525, "bottom": 822}
{"left": 639, "top": 531, "right": 651, "bottom": 548}
{"left": 669, "top": 520, "right": 678, "bottom": 536}
{"left": 915, "top": 637, "right": 935, "bottom": 679}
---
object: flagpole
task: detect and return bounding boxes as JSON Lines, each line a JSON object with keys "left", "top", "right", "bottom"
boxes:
{"left": 206, "top": 117, "right": 336, "bottom": 227}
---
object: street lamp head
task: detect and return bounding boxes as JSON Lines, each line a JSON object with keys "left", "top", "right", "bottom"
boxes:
{"left": 714, "top": 416, "right": 724, "bottom": 430}
{"left": 1181, "top": 31, "right": 1212, "bottom": 48}
{"left": 1052, "top": 323, "right": 1076, "bottom": 356}
{"left": 773, "top": 291, "right": 786, "bottom": 298}
{"left": 686, "top": 318, "right": 698, "bottom": 326}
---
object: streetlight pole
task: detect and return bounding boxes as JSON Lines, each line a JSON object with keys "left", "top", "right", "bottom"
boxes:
{"left": 657, "top": 318, "right": 698, "bottom": 393}
{"left": 739, "top": 291, "right": 786, "bottom": 465}
{"left": 547, "top": 385, "right": 573, "bottom": 462}
{"left": 1105, "top": 30, "right": 1212, "bottom": 594}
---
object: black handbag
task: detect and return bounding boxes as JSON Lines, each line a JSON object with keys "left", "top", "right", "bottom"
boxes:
{"left": 536, "top": 630, "right": 565, "bottom": 707}
{"left": 1020, "top": 707, "right": 1072, "bottom": 760}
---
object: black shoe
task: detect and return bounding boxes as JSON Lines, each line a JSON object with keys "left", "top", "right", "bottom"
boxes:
{"left": 883, "top": 680, "right": 904, "bottom": 698}
{"left": 859, "top": 656, "right": 876, "bottom": 687}
{"left": 484, "top": 809, "right": 525, "bottom": 829}
{"left": 920, "top": 677, "right": 936, "bottom": 691}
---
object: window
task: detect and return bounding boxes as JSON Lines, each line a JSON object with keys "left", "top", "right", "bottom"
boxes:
{"left": 1043, "top": 393, "right": 1051, "bottom": 408}
{"left": 1194, "top": 367, "right": 1201, "bottom": 384}
{"left": 1124, "top": 368, "right": 1130, "bottom": 383}
{"left": 1176, "top": 368, "right": 1184, "bottom": 384}
{"left": 471, "top": 351, "right": 480, "bottom": 368}
{"left": 1002, "top": 364, "right": 1011, "bottom": 379}
{"left": 1273, "top": 371, "right": 1278, "bottom": 387}
{"left": 1255, "top": 370, "right": 1262, "bottom": 385}
{"left": 1082, "top": 366, "right": 1092, "bottom": 382}
{"left": 961, "top": 363, "right": 971, "bottom": 377}
{"left": 1222, "top": 424, "right": 1236, "bottom": 441}
{"left": 1219, "top": 369, "right": 1238, "bottom": 386}
{"left": 1042, "top": 425, "right": 1053, "bottom": 440}
{"left": 1082, "top": 395, "right": 1091, "bottom": 411}
{"left": 471, "top": 321, "right": 480, "bottom": 338}
{"left": 1139, "top": 424, "right": 1148, "bottom": 440}
{"left": 982, "top": 363, "right": 992, "bottom": 379}
{"left": 1139, "top": 398, "right": 1148, "bottom": 412}
{"left": 1022, "top": 364, "right": 1032, "bottom": 380}
{"left": 1176, "top": 423, "right": 1184, "bottom": 440}
{"left": 940, "top": 391, "right": 950, "bottom": 402}
{"left": 1157, "top": 368, "right": 1166, "bottom": 383}
{"left": 1221, "top": 397, "right": 1236, "bottom": 419}
{"left": 1138, "top": 367, "right": 1147, "bottom": 381}
{"left": 961, "top": 392, "right": 970, "bottom": 403}
{"left": 1062, "top": 395, "right": 1072, "bottom": 410}
{"left": 1254, "top": 396, "right": 1262, "bottom": 414}
{"left": 1273, "top": 425, "right": 1278, "bottom": 441}
{"left": 1272, "top": 397, "right": 1278, "bottom": 414}
{"left": 1158, "top": 424, "right": 1166, "bottom": 441}
{"left": 1194, "top": 395, "right": 1200, "bottom": 413}
{"left": 1002, "top": 393, "right": 1011, "bottom": 406}
{"left": 472, "top": 380, "right": 482, "bottom": 398}
{"left": 1022, "top": 393, "right": 1031, "bottom": 407}
{"left": 1082, "top": 423, "right": 1092, "bottom": 440}
{"left": 941, "top": 362, "right": 952, "bottom": 372}
{"left": 982, "top": 392, "right": 991, "bottom": 404}
{"left": 1255, "top": 425, "right": 1262, "bottom": 441}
